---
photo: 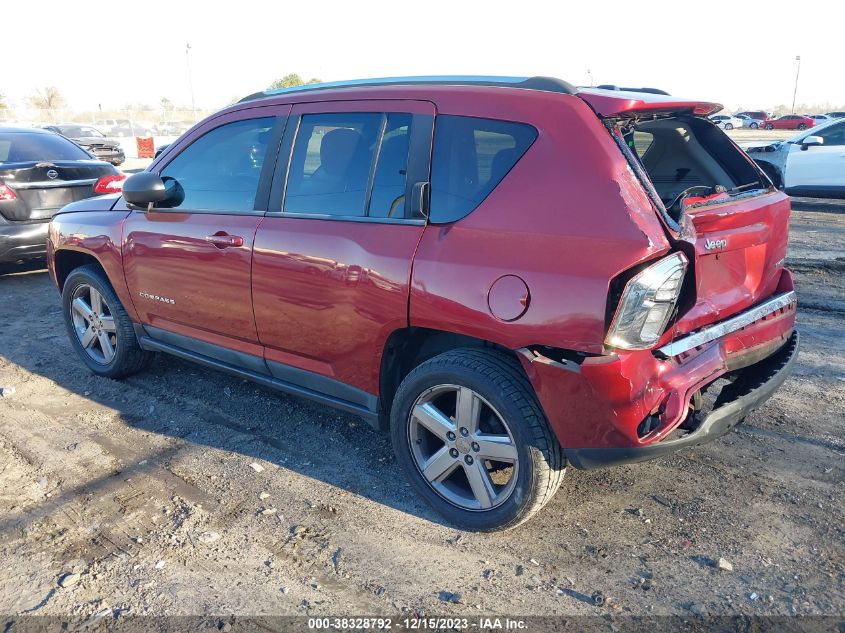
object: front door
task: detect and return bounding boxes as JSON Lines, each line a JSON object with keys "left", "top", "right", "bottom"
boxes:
{"left": 123, "top": 107, "right": 289, "bottom": 360}
{"left": 785, "top": 120, "right": 845, "bottom": 192}
{"left": 252, "top": 100, "right": 435, "bottom": 402}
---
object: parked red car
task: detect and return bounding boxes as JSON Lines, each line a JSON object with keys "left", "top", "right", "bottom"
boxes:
{"left": 764, "top": 115, "right": 815, "bottom": 130}
{"left": 47, "top": 77, "right": 798, "bottom": 531}
{"left": 735, "top": 110, "right": 772, "bottom": 129}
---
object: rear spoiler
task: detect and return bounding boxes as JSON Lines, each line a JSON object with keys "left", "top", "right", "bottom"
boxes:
{"left": 576, "top": 88, "right": 722, "bottom": 119}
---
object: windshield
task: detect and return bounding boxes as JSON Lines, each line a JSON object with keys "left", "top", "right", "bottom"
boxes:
{"left": 0, "top": 132, "right": 92, "bottom": 163}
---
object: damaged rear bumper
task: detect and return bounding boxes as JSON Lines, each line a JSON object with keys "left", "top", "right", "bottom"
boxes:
{"left": 564, "top": 331, "right": 799, "bottom": 469}
{"left": 518, "top": 279, "right": 799, "bottom": 469}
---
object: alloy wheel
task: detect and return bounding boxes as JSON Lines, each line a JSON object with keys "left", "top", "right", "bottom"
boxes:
{"left": 407, "top": 384, "right": 519, "bottom": 511}
{"left": 69, "top": 283, "right": 117, "bottom": 364}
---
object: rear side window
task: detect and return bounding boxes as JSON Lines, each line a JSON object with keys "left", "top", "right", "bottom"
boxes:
{"left": 0, "top": 133, "right": 91, "bottom": 163}
{"left": 159, "top": 117, "right": 274, "bottom": 212}
{"left": 284, "top": 112, "right": 413, "bottom": 219}
{"left": 430, "top": 115, "right": 537, "bottom": 223}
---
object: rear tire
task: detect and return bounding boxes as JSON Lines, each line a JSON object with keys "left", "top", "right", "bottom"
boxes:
{"left": 725, "top": 123, "right": 734, "bottom": 130}
{"left": 797, "top": 123, "right": 807, "bottom": 130}
{"left": 750, "top": 122, "right": 759, "bottom": 129}
{"left": 765, "top": 124, "right": 774, "bottom": 130}
{"left": 390, "top": 348, "right": 564, "bottom": 531}
{"left": 62, "top": 264, "right": 153, "bottom": 379}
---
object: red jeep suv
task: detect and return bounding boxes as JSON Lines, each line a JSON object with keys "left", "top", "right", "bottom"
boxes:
{"left": 47, "top": 77, "right": 798, "bottom": 531}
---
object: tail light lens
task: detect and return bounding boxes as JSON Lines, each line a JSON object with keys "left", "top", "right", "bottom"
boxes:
{"left": 605, "top": 253, "right": 688, "bottom": 350}
{"left": 93, "top": 173, "right": 127, "bottom": 194}
{"left": 0, "top": 183, "right": 17, "bottom": 201}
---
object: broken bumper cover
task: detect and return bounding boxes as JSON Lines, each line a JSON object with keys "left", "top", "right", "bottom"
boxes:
{"left": 564, "top": 331, "right": 799, "bottom": 469}
{"left": 518, "top": 277, "right": 798, "bottom": 468}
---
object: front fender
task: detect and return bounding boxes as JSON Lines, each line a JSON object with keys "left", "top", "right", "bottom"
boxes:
{"left": 48, "top": 204, "right": 137, "bottom": 322}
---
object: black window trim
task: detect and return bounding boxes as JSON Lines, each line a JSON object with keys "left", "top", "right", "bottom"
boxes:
{"left": 266, "top": 111, "right": 431, "bottom": 226}
{"left": 144, "top": 113, "right": 288, "bottom": 217}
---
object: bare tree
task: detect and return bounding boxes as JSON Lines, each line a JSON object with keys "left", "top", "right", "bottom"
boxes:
{"left": 0, "top": 93, "right": 7, "bottom": 110}
{"left": 26, "top": 86, "right": 66, "bottom": 111}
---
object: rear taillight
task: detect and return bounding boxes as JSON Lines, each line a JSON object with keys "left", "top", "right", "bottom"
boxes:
{"left": 605, "top": 253, "right": 688, "bottom": 350}
{"left": 0, "top": 183, "right": 17, "bottom": 201}
{"left": 93, "top": 173, "right": 127, "bottom": 194}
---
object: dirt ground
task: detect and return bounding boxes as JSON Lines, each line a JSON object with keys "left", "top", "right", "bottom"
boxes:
{"left": 0, "top": 198, "right": 843, "bottom": 625}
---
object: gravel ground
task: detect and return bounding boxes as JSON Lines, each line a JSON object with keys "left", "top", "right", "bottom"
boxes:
{"left": 0, "top": 198, "right": 843, "bottom": 624}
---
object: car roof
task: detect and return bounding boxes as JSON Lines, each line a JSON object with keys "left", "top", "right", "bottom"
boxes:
{"left": 239, "top": 75, "right": 577, "bottom": 103}
{"left": 236, "top": 75, "right": 720, "bottom": 118}
{"left": 0, "top": 126, "right": 54, "bottom": 134}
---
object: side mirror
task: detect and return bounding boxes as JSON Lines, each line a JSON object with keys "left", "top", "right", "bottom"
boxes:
{"left": 800, "top": 135, "right": 824, "bottom": 151}
{"left": 122, "top": 172, "right": 169, "bottom": 211}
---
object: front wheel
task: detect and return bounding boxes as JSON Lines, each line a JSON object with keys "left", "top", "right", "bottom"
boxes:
{"left": 797, "top": 123, "right": 807, "bottom": 130}
{"left": 765, "top": 124, "right": 774, "bottom": 130}
{"left": 390, "top": 349, "right": 564, "bottom": 531}
{"left": 62, "top": 264, "right": 153, "bottom": 378}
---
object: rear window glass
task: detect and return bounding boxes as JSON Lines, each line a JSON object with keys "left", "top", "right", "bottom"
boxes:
{"left": 430, "top": 115, "right": 537, "bottom": 223}
{"left": 0, "top": 132, "right": 92, "bottom": 163}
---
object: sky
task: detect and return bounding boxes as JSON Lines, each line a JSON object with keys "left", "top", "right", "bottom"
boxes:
{"left": 5, "top": 0, "right": 844, "bottom": 114}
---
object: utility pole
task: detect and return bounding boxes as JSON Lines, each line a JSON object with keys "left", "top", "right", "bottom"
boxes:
{"left": 186, "top": 43, "right": 197, "bottom": 121}
{"left": 587, "top": 68, "right": 593, "bottom": 87}
{"left": 791, "top": 55, "right": 801, "bottom": 114}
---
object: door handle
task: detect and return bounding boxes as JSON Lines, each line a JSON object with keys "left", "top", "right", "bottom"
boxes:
{"left": 205, "top": 232, "right": 244, "bottom": 248}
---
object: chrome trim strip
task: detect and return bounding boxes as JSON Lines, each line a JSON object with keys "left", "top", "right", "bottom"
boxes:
{"left": 11, "top": 178, "right": 97, "bottom": 190}
{"left": 658, "top": 290, "right": 797, "bottom": 357}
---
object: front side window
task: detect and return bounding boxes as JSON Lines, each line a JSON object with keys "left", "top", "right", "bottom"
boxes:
{"left": 430, "top": 115, "right": 537, "bottom": 223}
{"left": 816, "top": 122, "right": 845, "bottom": 145}
{"left": 159, "top": 117, "right": 274, "bottom": 212}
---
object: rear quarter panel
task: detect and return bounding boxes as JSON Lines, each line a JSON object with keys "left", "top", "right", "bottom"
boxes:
{"left": 411, "top": 91, "right": 671, "bottom": 354}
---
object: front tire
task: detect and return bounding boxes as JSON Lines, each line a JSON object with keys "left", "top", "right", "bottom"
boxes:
{"left": 797, "top": 123, "right": 807, "bottom": 130}
{"left": 390, "top": 349, "right": 564, "bottom": 531}
{"left": 765, "top": 124, "right": 774, "bottom": 130}
{"left": 62, "top": 264, "right": 153, "bottom": 379}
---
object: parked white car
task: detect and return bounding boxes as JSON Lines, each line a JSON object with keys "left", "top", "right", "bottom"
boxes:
{"left": 806, "top": 114, "right": 831, "bottom": 125}
{"left": 710, "top": 114, "right": 744, "bottom": 130}
{"left": 746, "top": 118, "right": 845, "bottom": 198}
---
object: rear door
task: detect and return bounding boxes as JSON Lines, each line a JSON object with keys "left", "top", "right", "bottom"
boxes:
{"left": 252, "top": 100, "right": 434, "bottom": 398}
{"left": 122, "top": 106, "right": 289, "bottom": 361}
{"left": 784, "top": 120, "right": 845, "bottom": 192}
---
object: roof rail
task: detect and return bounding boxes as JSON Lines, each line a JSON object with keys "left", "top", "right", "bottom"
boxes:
{"left": 239, "top": 75, "right": 576, "bottom": 103}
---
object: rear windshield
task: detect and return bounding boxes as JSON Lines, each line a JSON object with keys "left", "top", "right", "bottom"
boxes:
{"left": 621, "top": 116, "right": 767, "bottom": 222}
{"left": 0, "top": 132, "right": 92, "bottom": 163}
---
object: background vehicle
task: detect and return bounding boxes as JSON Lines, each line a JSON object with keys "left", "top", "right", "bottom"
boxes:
{"left": 43, "top": 124, "right": 125, "bottom": 165}
{"left": 824, "top": 111, "right": 845, "bottom": 119}
{"left": 110, "top": 121, "right": 155, "bottom": 137}
{"left": 806, "top": 114, "right": 830, "bottom": 125}
{"left": 0, "top": 127, "right": 124, "bottom": 263}
{"left": 747, "top": 118, "right": 845, "bottom": 197}
{"left": 734, "top": 114, "right": 758, "bottom": 128}
{"left": 764, "top": 115, "right": 815, "bottom": 130}
{"left": 710, "top": 114, "right": 743, "bottom": 129}
{"left": 735, "top": 110, "right": 772, "bottom": 129}
{"left": 47, "top": 77, "right": 798, "bottom": 531}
